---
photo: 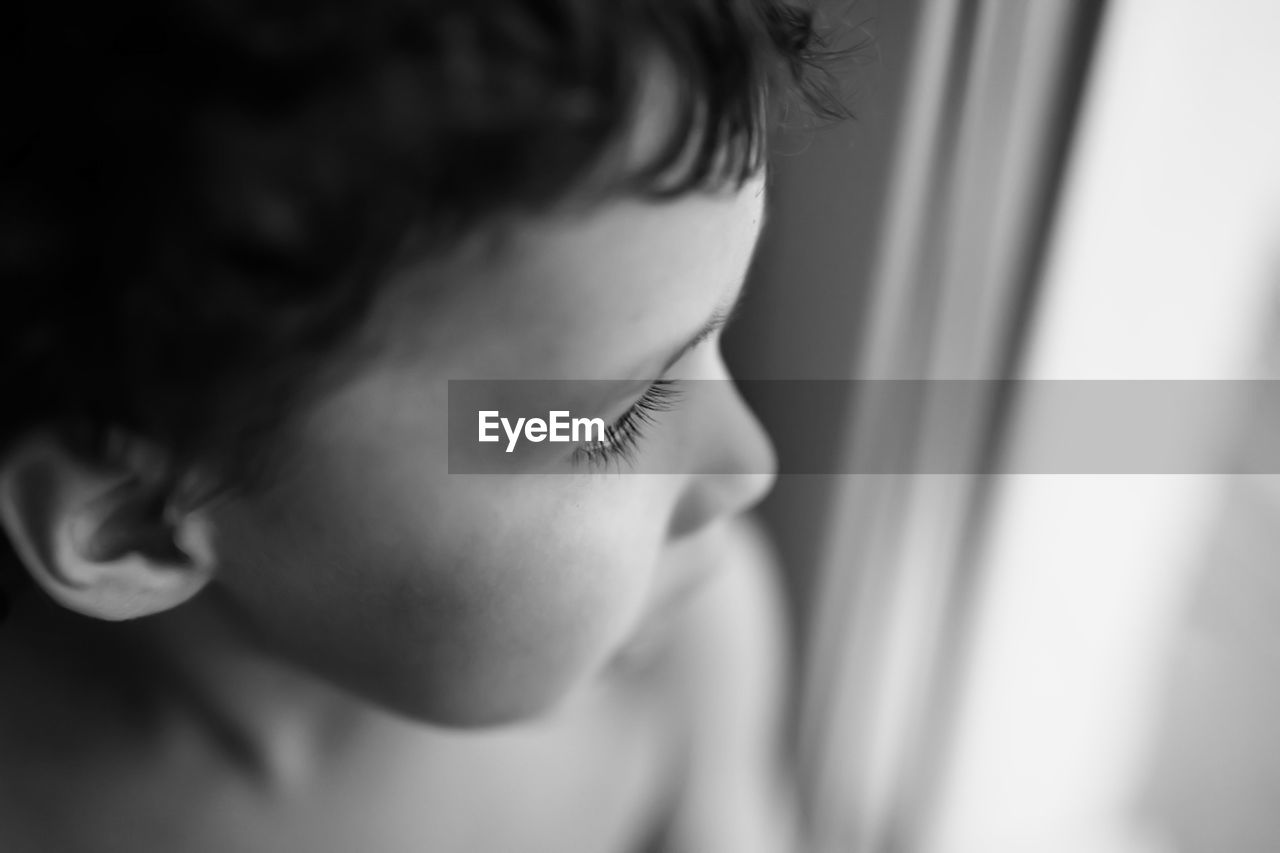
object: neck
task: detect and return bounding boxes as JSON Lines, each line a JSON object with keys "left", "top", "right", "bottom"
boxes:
{"left": 0, "top": 586, "right": 379, "bottom": 788}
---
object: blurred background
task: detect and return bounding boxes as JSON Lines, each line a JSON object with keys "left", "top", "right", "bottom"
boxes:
{"left": 724, "top": 0, "right": 1280, "bottom": 851}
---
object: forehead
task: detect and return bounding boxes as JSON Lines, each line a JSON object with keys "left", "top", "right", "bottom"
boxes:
{"left": 367, "top": 177, "right": 768, "bottom": 380}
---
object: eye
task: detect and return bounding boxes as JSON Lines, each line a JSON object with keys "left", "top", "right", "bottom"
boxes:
{"left": 572, "top": 380, "right": 682, "bottom": 471}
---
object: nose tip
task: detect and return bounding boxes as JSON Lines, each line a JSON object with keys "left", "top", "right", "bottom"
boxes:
{"left": 669, "top": 381, "right": 778, "bottom": 538}
{"left": 723, "top": 413, "right": 778, "bottom": 513}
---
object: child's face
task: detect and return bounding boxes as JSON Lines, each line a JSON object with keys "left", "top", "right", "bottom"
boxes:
{"left": 201, "top": 175, "right": 775, "bottom": 726}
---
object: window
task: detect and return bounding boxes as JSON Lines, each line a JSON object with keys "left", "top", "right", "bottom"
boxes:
{"left": 731, "top": 0, "right": 1280, "bottom": 850}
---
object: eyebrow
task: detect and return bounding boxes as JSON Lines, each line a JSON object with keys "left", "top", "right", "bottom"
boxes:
{"left": 655, "top": 292, "right": 746, "bottom": 377}
{"left": 653, "top": 206, "right": 768, "bottom": 377}
{"left": 618, "top": 186, "right": 767, "bottom": 380}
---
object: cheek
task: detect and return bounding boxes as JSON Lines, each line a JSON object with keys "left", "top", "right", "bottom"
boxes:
{"left": 423, "top": 475, "right": 687, "bottom": 675}
{"left": 418, "top": 497, "right": 656, "bottom": 712}
{"left": 209, "top": 466, "right": 677, "bottom": 725}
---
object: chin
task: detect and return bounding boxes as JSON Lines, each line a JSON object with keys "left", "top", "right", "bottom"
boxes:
{"left": 379, "top": 672, "right": 590, "bottom": 730}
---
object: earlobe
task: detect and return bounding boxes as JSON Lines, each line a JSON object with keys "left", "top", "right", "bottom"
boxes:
{"left": 0, "top": 432, "right": 217, "bottom": 621}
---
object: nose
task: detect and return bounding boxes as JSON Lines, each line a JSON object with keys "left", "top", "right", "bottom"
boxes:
{"left": 668, "top": 378, "right": 778, "bottom": 539}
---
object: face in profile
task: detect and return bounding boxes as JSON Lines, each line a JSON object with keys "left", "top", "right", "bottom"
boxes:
{"left": 200, "top": 172, "right": 778, "bottom": 727}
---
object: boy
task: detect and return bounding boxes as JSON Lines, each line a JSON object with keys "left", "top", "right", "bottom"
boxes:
{"left": 0, "top": 1, "right": 847, "bottom": 850}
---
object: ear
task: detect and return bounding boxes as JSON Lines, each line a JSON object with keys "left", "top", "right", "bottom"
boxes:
{"left": 0, "top": 431, "right": 217, "bottom": 621}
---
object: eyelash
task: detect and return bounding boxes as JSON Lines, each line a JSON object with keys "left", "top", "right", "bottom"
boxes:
{"left": 572, "top": 379, "right": 682, "bottom": 471}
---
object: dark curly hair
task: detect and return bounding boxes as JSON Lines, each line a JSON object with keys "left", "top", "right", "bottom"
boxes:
{"left": 1, "top": 0, "right": 853, "bottom": 507}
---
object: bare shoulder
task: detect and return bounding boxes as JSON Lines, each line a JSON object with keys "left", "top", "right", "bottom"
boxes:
{"left": 651, "top": 514, "right": 799, "bottom": 853}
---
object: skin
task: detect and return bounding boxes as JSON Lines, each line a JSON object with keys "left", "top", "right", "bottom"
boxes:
{"left": 0, "top": 172, "right": 792, "bottom": 851}
{"left": 202, "top": 172, "right": 777, "bottom": 727}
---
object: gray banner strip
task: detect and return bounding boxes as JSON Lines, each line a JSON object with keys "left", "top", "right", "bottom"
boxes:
{"left": 447, "top": 380, "right": 1271, "bottom": 474}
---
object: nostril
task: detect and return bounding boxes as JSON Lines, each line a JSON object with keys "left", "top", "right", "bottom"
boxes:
{"left": 724, "top": 469, "right": 777, "bottom": 517}
{"left": 667, "top": 469, "right": 777, "bottom": 540}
